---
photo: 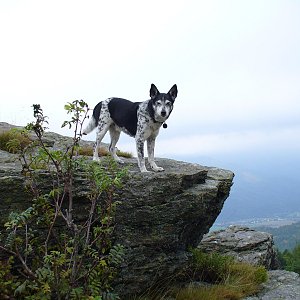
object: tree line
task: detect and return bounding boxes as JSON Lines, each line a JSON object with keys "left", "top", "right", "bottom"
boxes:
{"left": 277, "top": 244, "right": 300, "bottom": 274}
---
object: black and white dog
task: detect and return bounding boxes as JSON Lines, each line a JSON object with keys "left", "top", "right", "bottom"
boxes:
{"left": 83, "top": 84, "right": 178, "bottom": 172}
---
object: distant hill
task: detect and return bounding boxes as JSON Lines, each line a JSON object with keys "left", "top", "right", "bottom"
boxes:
{"left": 255, "top": 221, "right": 300, "bottom": 251}
{"left": 176, "top": 152, "right": 300, "bottom": 224}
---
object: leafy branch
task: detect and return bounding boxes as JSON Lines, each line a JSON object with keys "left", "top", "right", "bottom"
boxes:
{"left": 0, "top": 100, "right": 126, "bottom": 299}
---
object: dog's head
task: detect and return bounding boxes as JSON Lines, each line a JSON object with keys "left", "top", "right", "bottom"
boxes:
{"left": 149, "top": 84, "right": 178, "bottom": 123}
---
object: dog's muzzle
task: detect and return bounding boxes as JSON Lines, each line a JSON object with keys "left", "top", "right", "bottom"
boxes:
{"left": 161, "top": 111, "right": 166, "bottom": 117}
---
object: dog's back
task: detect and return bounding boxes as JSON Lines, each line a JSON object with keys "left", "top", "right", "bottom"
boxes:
{"left": 83, "top": 98, "right": 141, "bottom": 137}
{"left": 107, "top": 98, "right": 141, "bottom": 137}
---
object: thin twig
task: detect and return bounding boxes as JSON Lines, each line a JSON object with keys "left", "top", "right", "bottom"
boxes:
{"left": 0, "top": 245, "right": 36, "bottom": 279}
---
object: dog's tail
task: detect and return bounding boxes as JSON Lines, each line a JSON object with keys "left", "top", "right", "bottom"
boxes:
{"left": 82, "top": 102, "right": 102, "bottom": 135}
{"left": 82, "top": 101, "right": 102, "bottom": 135}
{"left": 82, "top": 116, "right": 97, "bottom": 135}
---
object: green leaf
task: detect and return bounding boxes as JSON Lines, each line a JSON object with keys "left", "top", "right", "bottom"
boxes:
{"left": 14, "top": 280, "right": 27, "bottom": 295}
{"left": 64, "top": 104, "right": 71, "bottom": 111}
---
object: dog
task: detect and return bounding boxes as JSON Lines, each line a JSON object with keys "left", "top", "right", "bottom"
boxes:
{"left": 83, "top": 84, "right": 178, "bottom": 172}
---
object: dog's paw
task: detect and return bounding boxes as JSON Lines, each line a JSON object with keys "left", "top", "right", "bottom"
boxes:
{"left": 152, "top": 166, "right": 164, "bottom": 172}
{"left": 114, "top": 157, "right": 124, "bottom": 164}
{"left": 93, "top": 157, "right": 100, "bottom": 162}
{"left": 149, "top": 162, "right": 165, "bottom": 172}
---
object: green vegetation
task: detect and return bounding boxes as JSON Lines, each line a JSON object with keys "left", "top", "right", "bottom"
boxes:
{"left": 0, "top": 127, "right": 32, "bottom": 153}
{"left": 77, "top": 145, "right": 132, "bottom": 159}
{"left": 177, "top": 249, "right": 268, "bottom": 300}
{"left": 0, "top": 127, "right": 132, "bottom": 160}
{"left": 256, "top": 221, "right": 300, "bottom": 251}
{"left": 129, "top": 249, "right": 267, "bottom": 300}
{"left": 256, "top": 222, "right": 300, "bottom": 275}
{"left": 278, "top": 244, "right": 300, "bottom": 275}
{"left": 0, "top": 101, "right": 127, "bottom": 299}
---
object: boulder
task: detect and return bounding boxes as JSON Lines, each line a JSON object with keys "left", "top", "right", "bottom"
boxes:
{"left": 198, "top": 226, "right": 300, "bottom": 299}
{"left": 0, "top": 123, "right": 234, "bottom": 295}
{"left": 198, "top": 225, "right": 279, "bottom": 270}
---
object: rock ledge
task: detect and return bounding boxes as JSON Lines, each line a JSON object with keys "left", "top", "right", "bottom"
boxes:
{"left": 0, "top": 123, "right": 234, "bottom": 295}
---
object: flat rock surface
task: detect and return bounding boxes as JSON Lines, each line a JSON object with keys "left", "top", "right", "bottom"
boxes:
{"left": 245, "top": 270, "right": 300, "bottom": 300}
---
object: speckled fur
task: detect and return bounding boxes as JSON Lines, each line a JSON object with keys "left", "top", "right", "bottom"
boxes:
{"left": 83, "top": 84, "right": 178, "bottom": 172}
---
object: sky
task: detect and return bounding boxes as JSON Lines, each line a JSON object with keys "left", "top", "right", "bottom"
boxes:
{"left": 1, "top": 1, "right": 300, "bottom": 220}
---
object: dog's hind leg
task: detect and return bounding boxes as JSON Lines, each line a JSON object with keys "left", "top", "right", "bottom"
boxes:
{"left": 147, "top": 137, "right": 164, "bottom": 172}
{"left": 93, "top": 123, "right": 110, "bottom": 161}
{"left": 108, "top": 125, "right": 124, "bottom": 163}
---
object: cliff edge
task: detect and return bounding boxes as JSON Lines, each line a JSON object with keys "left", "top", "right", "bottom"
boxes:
{"left": 0, "top": 123, "right": 234, "bottom": 295}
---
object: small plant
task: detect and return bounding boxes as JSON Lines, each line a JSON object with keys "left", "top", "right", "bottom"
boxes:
{"left": 0, "top": 128, "right": 32, "bottom": 154}
{"left": 0, "top": 101, "right": 126, "bottom": 299}
{"left": 78, "top": 145, "right": 132, "bottom": 159}
{"left": 115, "top": 150, "right": 132, "bottom": 159}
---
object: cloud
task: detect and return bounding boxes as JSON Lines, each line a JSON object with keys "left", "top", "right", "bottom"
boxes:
{"left": 143, "top": 126, "right": 300, "bottom": 157}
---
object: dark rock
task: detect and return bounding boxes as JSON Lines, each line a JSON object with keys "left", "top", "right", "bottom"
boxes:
{"left": 111, "top": 158, "right": 234, "bottom": 295}
{"left": 198, "top": 225, "right": 279, "bottom": 270}
{"left": 0, "top": 123, "right": 234, "bottom": 296}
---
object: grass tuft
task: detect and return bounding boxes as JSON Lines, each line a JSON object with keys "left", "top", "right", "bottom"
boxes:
{"left": 191, "top": 248, "right": 234, "bottom": 283}
{"left": 129, "top": 249, "right": 268, "bottom": 300}
{"left": 177, "top": 249, "right": 268, "bottom": 300}
{"left": 175, "top": 284, "right": 242, "bottom": 300}
{"left": 78, "top": 145, "right": 132, "bottom": 158}
{"left": 0, "top": 128, "right": 32, "bottom": 153}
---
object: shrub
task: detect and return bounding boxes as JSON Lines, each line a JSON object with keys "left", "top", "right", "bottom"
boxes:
{"left": 0, "top": 101, "right": 126, "bottom": 299}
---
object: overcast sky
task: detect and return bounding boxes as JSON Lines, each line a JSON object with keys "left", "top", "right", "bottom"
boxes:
{"left": 1, "top": 0, "right": 300, "bottom": 160}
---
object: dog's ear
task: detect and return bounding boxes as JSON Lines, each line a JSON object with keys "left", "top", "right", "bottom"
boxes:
{"left": 168, "top": 84, "right": 178, "bottom": 101}
{"left": 150, "top": 84, "right": 159, "bottom": 99}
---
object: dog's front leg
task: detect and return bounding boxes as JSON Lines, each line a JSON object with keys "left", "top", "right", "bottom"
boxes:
{"left": 147, "top": 137, "right": 164, "bottom": 172}
{"left": 135, "top": 137, "right": 149, "bottom": 172}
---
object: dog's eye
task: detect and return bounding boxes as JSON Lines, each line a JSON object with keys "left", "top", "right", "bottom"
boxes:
{"left": 156, "top": 101, "right": 162, "bottom": 105}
